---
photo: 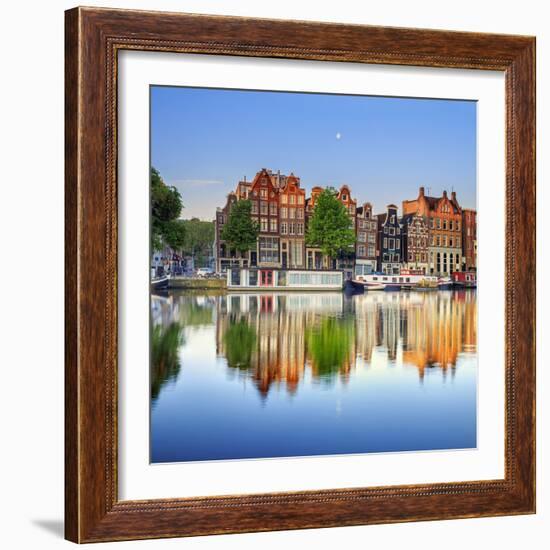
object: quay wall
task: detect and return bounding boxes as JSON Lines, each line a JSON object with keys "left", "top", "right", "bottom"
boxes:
{"left": 168, "top": 278, "right": 227, "bottom": 290}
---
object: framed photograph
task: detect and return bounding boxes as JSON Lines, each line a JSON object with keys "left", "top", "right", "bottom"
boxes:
{"left": 65, "top": 7, "right": 536, "bottom": 543}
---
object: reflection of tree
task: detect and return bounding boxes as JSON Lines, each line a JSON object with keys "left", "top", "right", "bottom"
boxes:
{"left": 306, "top": 316, "right": 355, "bottom": 382}
{"left": 151, "top": 322, "right": 184, "bottom": 401}
{"left": 224, "top": 316, "right": 256, "bottom": 370}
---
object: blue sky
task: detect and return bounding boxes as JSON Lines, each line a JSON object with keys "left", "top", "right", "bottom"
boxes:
{"left": 151, "top": 86, "right": 476, "bottom": 221}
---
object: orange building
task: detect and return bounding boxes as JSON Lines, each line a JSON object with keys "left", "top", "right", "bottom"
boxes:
{"left": 462, "top": 208, "right": 477, "bottom": 271}
{"left": 279, "top": 173, "right": 306, "bottom": 269}
{"left": 403, "top": 186, "right": 463, "bottom": 276}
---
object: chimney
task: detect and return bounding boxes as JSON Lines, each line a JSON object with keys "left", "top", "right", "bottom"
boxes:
{"left": 419, "top": 186, "right": 425, "bottom": 197}
{"left": 443, "top": 190, "right": 448, "bottom": 198}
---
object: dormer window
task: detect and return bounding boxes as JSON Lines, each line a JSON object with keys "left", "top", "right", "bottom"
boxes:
{"left": 342, "top": 194, "right": 347, "bottom": 200}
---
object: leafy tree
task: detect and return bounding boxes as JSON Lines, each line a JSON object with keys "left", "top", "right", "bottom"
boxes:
{"left": 150, "top": 167, "right": 186, "bottom": 252}
{"left": 305, "top": 187, "right": 355, "bottom": 265}
{"left": 220, "top": 200, "right": 259, "bottom": 254}
{"left": 182, "top": 218, "right": 215, "bottom": 266}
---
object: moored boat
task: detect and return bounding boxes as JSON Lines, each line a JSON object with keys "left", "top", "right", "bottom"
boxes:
{"left": 451, "top": 271, "right": 477, "bottom": 289}
{"left": 151, "top": 273, "right": 171, "bottom": 290}
{"left": 350, "top": 271, "right": 438, "bottom": 291}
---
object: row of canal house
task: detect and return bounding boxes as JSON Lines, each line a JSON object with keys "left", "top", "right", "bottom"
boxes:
{"left": 214, "top": 169, "right": 476, "bottom": 277}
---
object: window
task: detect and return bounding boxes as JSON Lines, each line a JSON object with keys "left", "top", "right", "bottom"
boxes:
{"left": 389, "top": 238, "right": 395, "bottom": 249}
{"left": 281, "top": 222, "right": 287, "bottom": 234}
{"left": 358, "top": 231, "right": 366, "bottom": 242}
{"left": 443, "top": 236, "right": 447, "bottom": 246}
{"left": 450, "top": 237, "right": 453, "bottom": 247}
{"left": 437, "top": 218, "right": 441, "bottom": 229}
{"left": 456, "top": 221, "right": 461, "bottom": 231}
{"left": 389, "top": 227, "right": 395, "bottom": 236}
{"left": 258, "top": 237, "right": 279, "bottom": 263}
{"left": 281, "top": 194, "right": 287, "bottom": 204}
{"left": 251, "top": 201, "right": 258, "bottom": 215}
{"left": 260, "top": 201, "right": 268, "bottom": 215}
{"left": 297, "top": 223, "right": 304, "bottom": 235}
{"left": 297, "top": 195, "right": 304, "bottom": 204}
{"left": 289, "top": 208, "right": 296, "bottom": 219}
{"left": 384, "top": 226, "right": 388, "bottom": 234}
{"left": 297, "top": 209, "right": 304, "bottom": 219}
{"left": 342, "top": 194, "right": 347, "bottom": 201}
{"left": 261, "top": 218, "right": 268, "bottom": 232}
{"left": 449, "top": 220, "right": 454, "bottom": 230}
{"left": 367, "top": 245, "right": 375, "bottom": 257}
{"left": 281, "top": 207, "right": 287, "bottom": 218}
{"left": 260, "top": 188, "right": 268, "bottom": 199}
{"left": 289, "top": 194, "right": 296, "bottom": 205}
{"left": 289, "top": 223, "right": 295, "bottom": 235}
{"left": 270, "top": 219, "right": 277, "bottom": 232}
{"left": 443, "top": 220, "right": 447, "bottom": 230}
{"left": 430, "top": 218, "right": 435, "bottom": 228}
{"left": 358, "top": 245, "right": 366, "bottom": 256}
{"left": 368, "top": 234, "right": 376, "bottom": 244}
{"left": 269, "top": 202, "right": 277, "bottom": 216}
{"left": 391, "top": 215, "right": 395, "bottom": 223}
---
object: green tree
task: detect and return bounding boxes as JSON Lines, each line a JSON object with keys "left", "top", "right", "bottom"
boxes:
{"left": 182, "top": 218, "right": 215, "bottom": 266}
{"left": 220, "top": 200, "right": 259, "bottom": 254}
{"left": 151, "top": 167, "right": 186, "bottom": 252}
{"left": 305, "top": 187, "right": 355, "bottom": 265}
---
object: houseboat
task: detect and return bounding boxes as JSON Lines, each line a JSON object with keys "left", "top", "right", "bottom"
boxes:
{"left": 350, "top": 271, "right": 439, "bottom": 291}
{"left": 226, "top": 268, "right": 343, "bottom": 291}
{"left": 452, "top": 271, "right": 477, "bottom": 288}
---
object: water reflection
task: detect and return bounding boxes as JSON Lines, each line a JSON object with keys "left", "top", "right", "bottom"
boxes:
{"left": 150, "top": 290, "right": 477, "bottom": 462}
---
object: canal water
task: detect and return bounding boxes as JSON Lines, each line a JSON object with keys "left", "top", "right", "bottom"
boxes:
{"left": 151, "top": 290, "right": 477, "bottom": 463}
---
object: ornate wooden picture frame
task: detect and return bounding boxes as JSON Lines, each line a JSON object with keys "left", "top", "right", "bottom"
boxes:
{"left": 65, "top": 6, "right": 535, "bottom": 543}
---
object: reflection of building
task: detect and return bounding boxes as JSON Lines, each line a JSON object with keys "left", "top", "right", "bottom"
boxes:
{"left": 211, "top": 290, "right": 477, "bottom": 394}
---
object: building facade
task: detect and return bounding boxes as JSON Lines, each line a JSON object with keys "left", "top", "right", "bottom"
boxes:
{"left": 402, "top": 187, "right": 463, "bottom": 276}
{"left": 215, "top": 173, "right": 476, "bottom": 278}
{"left": 279, "top": 173, "right": 306, "bottom": 269}
{"left": 462, "top": 208, "right": 477, "bottom": 271}
{"left": 248, "top": 168, "right": 281, "bottom": 269}
{"left": 355, "top": 202, "right": 377, "bottom": 275}
{"left": 401, "top": 213, "right": 430, "bottom": 273}
{"left": 377, "top": 204, "right": 402, "bottom": 274}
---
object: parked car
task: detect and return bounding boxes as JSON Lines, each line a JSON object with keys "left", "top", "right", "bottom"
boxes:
{"left": 196, "top": 267, "right": 214, "bottom": 278}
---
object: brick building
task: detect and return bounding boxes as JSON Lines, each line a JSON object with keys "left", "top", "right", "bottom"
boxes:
{"left": 355, "top": 202, "right": 377, "bottom": 275}
{"left": 462, "top": 208, "right": 477, "bottom": 271}
{"left": 279, "top": 173, "right": 306, "bottom": 269}
{"left": 377, "top": 204, "right": 402, "bottom": 274}
{"left": 402, "top": 187, "right": 463, "bottom": 276}
{"left": 401, "top": 213, "right": 429, "bottom": 273}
